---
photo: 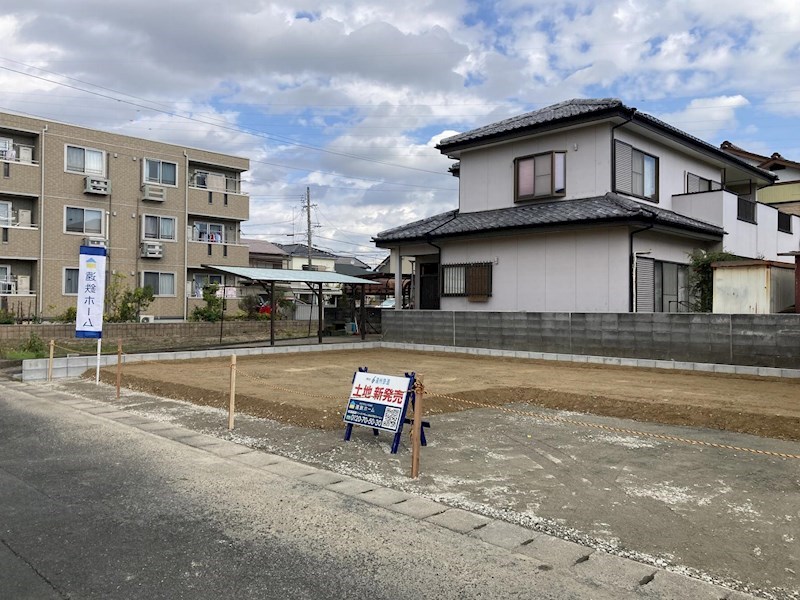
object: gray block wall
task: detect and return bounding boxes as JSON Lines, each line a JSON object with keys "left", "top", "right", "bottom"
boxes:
{"left": 383, "top": 311, "right": 800, "bottom": 369}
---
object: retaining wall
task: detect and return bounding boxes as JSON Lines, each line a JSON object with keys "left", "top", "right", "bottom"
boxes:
{"left": 0, "top": 320, "right": 319, "bottom": 345}
{"left": 382, "top": 311, "right": 800, "bottom": 369}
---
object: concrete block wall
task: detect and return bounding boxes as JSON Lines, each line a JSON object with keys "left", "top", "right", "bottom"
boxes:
{"left": 383, "top": 311, "right": 800, "bottom": 369}
{"left": 0, "top": 320, "right": 319, "bottom": 345}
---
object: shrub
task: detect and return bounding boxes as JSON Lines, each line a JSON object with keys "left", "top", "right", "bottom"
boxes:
{"left": 21, "top": 332, "right": 46, "bottom": 356}
{"left": 190, "top": 284, "right": 223, "bottom": 322}
{"left": 53, "top": 306, "right": 77, "bottom": 323}
{"left": 687, "top": 250, "right": 741, "bottom": 312}
{"left": 0, "top": 308, "right": 14, "bottom": 324}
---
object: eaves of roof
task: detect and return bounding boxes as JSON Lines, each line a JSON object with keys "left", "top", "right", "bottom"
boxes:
{"left": 437, "top": 99, "right": 775, "bottom": 184}
{"left": 373, "top": 193, "right": 724, "bottom": 246}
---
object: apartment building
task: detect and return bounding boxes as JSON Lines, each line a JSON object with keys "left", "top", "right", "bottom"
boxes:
{"left": 0, "top": 112, "right": 250, "bottom": 320}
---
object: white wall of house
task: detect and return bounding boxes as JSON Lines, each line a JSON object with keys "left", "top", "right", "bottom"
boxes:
{"left": 613, "top": 129, "right": 723, "bottom": 210}
{"left": 456, "top": 123, "right": 613, "bottom": 213}
{"left": 438, "top": 227, "right": 631, "bottom": 312}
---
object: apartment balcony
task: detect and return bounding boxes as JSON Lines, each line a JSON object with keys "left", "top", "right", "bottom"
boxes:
{"left": 0, "top": 223, "right": 40, "bottom": 258}
{"left": 0, "top": 158, "right": 40, "bottom": 196}
{"left": 187, "top": 185, "right": 249, "bottom": 221}
{"left": 187, "top": 240, "right": 249, "bottom": 268}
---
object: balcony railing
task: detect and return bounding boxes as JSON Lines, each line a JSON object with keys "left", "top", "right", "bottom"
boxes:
{"left": 190, "top": 231, "right": 228, "bottom": 243}
{"left": 188, "top": 172, "right": 245, "bottom": 194}
{"left": 0, "top": 277, "right": 33, "bottom": 295}
{"left": 0, "top": 143, "right": 37, "bottom": 164}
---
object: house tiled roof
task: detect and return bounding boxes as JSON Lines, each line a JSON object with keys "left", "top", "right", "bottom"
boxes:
{"left": 276, "top": 243, "right": 340, "bottom": 259}
{"left": 437, "top": 99, "right": 775, "bottom": 182}
{"left": 373, "top": 193, "right": 724, "bottom": 244}
{"left": 241, "top": 238, "right": 288, "bottom": 255}
{"left": 438, "top": 98, "right": 622, "bottom": 148}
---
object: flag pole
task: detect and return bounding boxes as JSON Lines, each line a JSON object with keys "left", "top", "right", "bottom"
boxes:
{"left": 96, "top": 338, "right": 102, "bottom": 384}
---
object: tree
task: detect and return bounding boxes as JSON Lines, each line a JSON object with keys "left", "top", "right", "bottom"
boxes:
{"left": 687, "top": 250, "right": 740, "bottom": 312}
{"left": 190, "top": 284, "right": 223, "bottom": 322}
{"left": 104, "top": 273, "right": 154, "bottom": 322}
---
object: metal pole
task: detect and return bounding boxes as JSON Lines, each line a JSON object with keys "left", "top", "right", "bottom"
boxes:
{"left": 306, "top": 187, "right": 312, "bottom": 268}
{"left": 317, "top": 282, "right": 323, "bottom": 344}
{"left": 95, "top": 338, "right": 102, "bottom": 384}
{"left": 270, "top": 280, "right": 275, "bottom": 346}
{"left": 359, "top": 284, "right": 366, "bottom": 340}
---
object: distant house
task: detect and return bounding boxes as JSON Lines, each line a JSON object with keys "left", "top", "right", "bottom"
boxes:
{"left": 720, "top": 141, "right": 800, "bottom": 218}
{"left": 242, "top": 238, "right": 288, "bottom": 270}
{"left": 275, "top": 243, "right": 341, "bottom": 304}
{"left": 374, "top": 98, "right": 800, "bottom": 313}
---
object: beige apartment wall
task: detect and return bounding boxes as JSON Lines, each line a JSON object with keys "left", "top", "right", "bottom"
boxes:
{"left": 0, "top": 112, "right": 250, "bottom": 319}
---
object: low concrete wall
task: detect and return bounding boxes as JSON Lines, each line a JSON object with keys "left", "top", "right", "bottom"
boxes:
{"left": 0, "top": 320, "right": 319, "bottom": 345}
{"left": 23, "top": 341, "right": 382, "bottom": 382}
{"left": 382, "top": 311, "right": 800, "bottom": 369}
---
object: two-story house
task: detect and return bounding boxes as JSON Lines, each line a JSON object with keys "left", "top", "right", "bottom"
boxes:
{"left": 275, "top": 243, "right": 343, "bottom": 305}
{"left": 0, "top": 111, "right": 250, "bottom": 320}
{"left": 374, "top": 99, "right": 800, "bottom": 313}
{"left": 720, "top": 141, "right": 800, "bottom": 218}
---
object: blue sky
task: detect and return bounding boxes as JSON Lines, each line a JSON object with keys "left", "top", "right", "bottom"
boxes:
{"left": 1, "top": 1, "right": 799, "bottom": 265}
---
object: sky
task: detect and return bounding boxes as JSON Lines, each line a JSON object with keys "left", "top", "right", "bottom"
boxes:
{"left": 1, "top": 0, "right": 799, "bottom": 266}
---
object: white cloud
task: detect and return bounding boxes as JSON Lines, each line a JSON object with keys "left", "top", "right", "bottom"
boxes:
{"left": 2, "top": 1, "right": 800, "bottom": 263}
{"left": 656, "top": 95, "right": 750, "bottom": 139}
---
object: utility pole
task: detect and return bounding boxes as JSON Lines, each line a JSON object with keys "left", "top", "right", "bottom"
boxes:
{"left": 306, "top": 186, "right": 312, "bottom": 268}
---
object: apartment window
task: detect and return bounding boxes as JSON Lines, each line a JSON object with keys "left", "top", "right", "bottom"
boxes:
{"left": 65, "top": 206, "right": 103, "bottom": 235}
{"left": 441, "top": 262, "right": 493, "bottom": 297}
{"left": 515, "top": 151, "right": 566, "bottom": 201}
{"left": 192, "top": 274, "right": 223, "bottom": 297}
{"left": 0, "top": 138, "right": 12, "bottom": 159}
{"left": 686, "top": 172, "right": 722, "bottom": 193}
{"left": 194, "top": 222, "right": 224, "bottom": 243}
{"left": 142, "top": 271, "right": 175, "bottom": 296}
{"left": 144, "top": 159, "right": 177, "bottom": 186}
{"left": 778, "top": 212, "right": 792, "bottom": 234}
{"left": 64, "top": 268, "right": 79, "bottom": 295}
{"left": 614, "top": 140, "right": 658, "bottom": 202}
{"left": 65, "top": 145, "right": 105, "bottom": 176}
{"left": 143, "top": 215, "right": 176, "bottom": 240}
{"left": 0, "top": 201, "right": 11, "bottom": 227}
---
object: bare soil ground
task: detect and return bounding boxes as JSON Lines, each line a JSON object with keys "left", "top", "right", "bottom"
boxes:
{"left": 96, "top": 349, "right": 800, "bottom": 441}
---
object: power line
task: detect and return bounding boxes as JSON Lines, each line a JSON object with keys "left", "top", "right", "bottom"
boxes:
{"left": 0, "top": 59, "right": 451, "bottom": 177}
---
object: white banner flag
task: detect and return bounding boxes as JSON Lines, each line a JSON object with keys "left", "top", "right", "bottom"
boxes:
{"left": 75, "top": 245, "right": 107, "bottom": 339}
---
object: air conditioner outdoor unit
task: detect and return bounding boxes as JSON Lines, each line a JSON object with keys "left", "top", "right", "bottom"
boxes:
{"left": 139, "top": 315, "right": 154, "bottom": 323}
{"left": 140, "top": 241, "right": 163, "bottom": 258}
{"left": 15, "top": 275, "right": 30, "bottom": 294}
{"left": 141, "top": 184, "right": 166, "bottom": 202}
{"left": 15, "top": 209, "right": 32, "bottom": 227}
{"left": 83, "top": 236, "right": 107, "bottom": 248}
{"left": 84, "top": 176, "right": 110, "bottom": 195}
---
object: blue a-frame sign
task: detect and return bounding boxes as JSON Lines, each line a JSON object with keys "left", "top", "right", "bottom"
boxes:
{"left": 343, "top": 367, "right": 429, "bottom": 454}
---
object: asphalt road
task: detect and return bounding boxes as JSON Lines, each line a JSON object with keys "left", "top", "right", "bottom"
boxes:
{"left": 0, "top": 383, "right": 674, "bottom": 600}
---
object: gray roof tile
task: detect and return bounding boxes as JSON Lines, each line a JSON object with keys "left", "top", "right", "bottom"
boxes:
{"left": 438, "top": 98, "right": 622, "bottom": 148}
{"left": 373, "top": 193, "right": 724, "bottom": 243}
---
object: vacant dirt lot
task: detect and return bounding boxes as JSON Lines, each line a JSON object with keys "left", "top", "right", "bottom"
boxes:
{"left": 97, "top": 348, "right": 800, "bottom": 441}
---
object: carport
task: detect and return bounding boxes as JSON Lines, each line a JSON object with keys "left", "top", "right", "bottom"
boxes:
{"left": 204, "top": 265, "right": 375, "bottom": 345}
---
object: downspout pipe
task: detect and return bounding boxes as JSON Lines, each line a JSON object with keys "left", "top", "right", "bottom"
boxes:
{"left": 629, "top": 223, "right": 654, "bottom": 312}
{"left": 38, "top": 125, "right": 47, "bottom": 317}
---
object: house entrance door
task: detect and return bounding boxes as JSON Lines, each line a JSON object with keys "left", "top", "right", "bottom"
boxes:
{"left": 419, "top": 262, "right": 439, "bottom": 309}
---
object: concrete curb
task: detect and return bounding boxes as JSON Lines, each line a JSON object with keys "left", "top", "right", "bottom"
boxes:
{"left": 23, "top": 340, "right": 800, "bottom": 381}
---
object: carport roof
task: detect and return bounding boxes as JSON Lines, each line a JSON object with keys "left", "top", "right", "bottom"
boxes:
{"left": 203, "top": 265, "right": 374, "bottom": 285}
